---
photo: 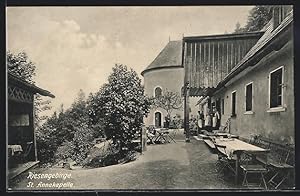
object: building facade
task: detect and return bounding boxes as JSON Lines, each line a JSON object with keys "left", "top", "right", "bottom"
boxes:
{"left": 211, "top": 7, "right": 294, "bottom": 144}
{"left": 141, "top": 41, "right": 184, "bottom": 127}
{"left": 142, "top": 6, "right": 294, "bottom": 146}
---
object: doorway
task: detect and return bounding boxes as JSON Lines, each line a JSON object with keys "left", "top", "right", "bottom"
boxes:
{"left": 154, "top": 112, "right": 162, "bottom": 128}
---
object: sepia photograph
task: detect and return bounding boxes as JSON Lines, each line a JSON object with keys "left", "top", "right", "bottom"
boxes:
{"left": 6, "top": 5, "right": 294, "bottom": 190}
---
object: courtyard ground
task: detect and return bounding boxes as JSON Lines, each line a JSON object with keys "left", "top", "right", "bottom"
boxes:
{"left": 9, "top": 129, "right": 238, "bottom": 190}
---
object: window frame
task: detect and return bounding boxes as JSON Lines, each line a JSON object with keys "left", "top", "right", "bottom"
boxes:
{"left": 231, "top": 90, "right": 237, "bottom": 117}
{"left": 221, "top": 98, "right": 225, "bottom": 115}
{"left": 153, "top": 86, "right": 163, "bottom": 98}
{"left": 268, "top": 66, "right": 286, "bottom": 112}
{"left": 244, "top": 81, "right": 254, "bottom": 114}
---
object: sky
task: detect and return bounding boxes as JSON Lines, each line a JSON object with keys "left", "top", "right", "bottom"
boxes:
{"left": 7, "top": 6, "right": 253, "bottom": 116}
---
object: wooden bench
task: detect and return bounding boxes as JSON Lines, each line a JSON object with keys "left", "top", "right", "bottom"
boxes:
{"left": 249, "top": 135, "right": 294, "bottom": 189}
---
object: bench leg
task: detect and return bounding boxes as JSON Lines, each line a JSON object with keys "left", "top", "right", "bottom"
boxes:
{"left": 261, "top": 172, "right": 268, "bottom": 189}
{"left": 275, "top": 171, "right": 290, "bottom": 189}
{"left": 242, "top": 171, "right": 248, "bottom": 187}
{"left": 268, "top": 171, "right": 279, "bottom": 184}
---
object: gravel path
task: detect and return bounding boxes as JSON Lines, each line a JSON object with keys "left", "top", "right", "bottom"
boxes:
{"left": 9, "top": 130, "right": 237, "bottom": 190}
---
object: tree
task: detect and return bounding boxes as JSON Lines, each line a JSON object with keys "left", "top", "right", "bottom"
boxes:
{"left": 36, "top": 112, "right": 60, "bottom": 163}
{"left": 244, "top": 6, "right": 272, "bottom": 32}
{"left": 88, "top": 64, "right": 151, "bottom": 151}
{"left": 34, "top": 94, "right": 52, "bottom": 128}
{"left": 7, "top": 51, "right": 36, "bottom": 84}
{"left": 37, "top": 89, "right": 95, "bottom": 164}
{"left": 234, "top": 6, "right": 273, "bottom": 33}
{"left": 234, "top": 22, "right": 246, "bottom": 34}
{"left": 151, "top": 89, "right": 183, "bottom": 118}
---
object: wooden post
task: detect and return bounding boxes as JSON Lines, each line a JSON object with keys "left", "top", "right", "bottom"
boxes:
{"left": 184, "top": 82, "right": 190, "bottom": 142}
{"left": 183, "top": 42, "right": 190, "bottom": 142}
{"left": 235, "top": 152, "right": 241, "bottom": 185}
{"left": 141, "top": 125, "right": 147, "bottom": 153}
{"left": 32, "top": 96, "right": 38, "bottom": 161}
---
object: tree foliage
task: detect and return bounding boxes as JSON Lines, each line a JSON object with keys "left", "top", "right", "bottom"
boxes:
{"left": 88, "top": 64, "right": 151, "bottom": 150}
{"left": 7, "top": 51, "right": 36, "bottom": 84}
{"left": 37, "top": 89, "right": 98, "bottom": 164}
{"left": 151, "top": 89, "right": 183, "bottom": 117}
{"left": 234, "top": 6, "right": 273, "bottom": 33}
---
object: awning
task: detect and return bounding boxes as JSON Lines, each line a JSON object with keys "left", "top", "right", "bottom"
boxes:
{"left": 189, "top": 87, "right": 215, "bottom": 97}
{"left": 196, "top": 96, "right": 209, "bottom": 106}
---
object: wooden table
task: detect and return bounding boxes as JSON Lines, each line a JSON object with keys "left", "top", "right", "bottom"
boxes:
{"left": 214, "top": 138, "right": 269, "bottom": 185}
{"left": 155, "top": 128, "right": 176, "bottom": 143}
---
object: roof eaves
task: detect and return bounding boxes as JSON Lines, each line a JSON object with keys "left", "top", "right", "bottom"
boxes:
{"left": 8, "top": 72, "right": 55, "bottom": 98}
{"left": 183, "top": 31, "right": 264, "bottom": 42}
{"left": 141, "top": 64, "right": 182, "bottom": 76}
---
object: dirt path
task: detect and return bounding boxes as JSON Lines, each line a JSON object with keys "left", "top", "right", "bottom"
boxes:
{"left": 10, "top": 130, "right": 236, "bottom": 190}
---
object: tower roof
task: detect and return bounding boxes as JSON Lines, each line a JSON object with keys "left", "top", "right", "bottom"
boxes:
{"left": 141, "top": 40, "right": 182, "bottom": 76}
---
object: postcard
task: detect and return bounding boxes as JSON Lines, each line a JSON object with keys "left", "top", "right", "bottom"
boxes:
{"left": 6, "top": 5, "right": 295, "bottom": 191}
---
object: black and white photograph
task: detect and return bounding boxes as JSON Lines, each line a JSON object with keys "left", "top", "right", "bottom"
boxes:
{"left": 6, "top": 5, "right": 295, "bottom": 190}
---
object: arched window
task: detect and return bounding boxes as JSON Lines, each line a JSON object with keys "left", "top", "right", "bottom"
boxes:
{"left": 154, "top": 87, "right": 162, "bottom": 98}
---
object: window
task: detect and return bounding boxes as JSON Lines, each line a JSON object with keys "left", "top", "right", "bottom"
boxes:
{"left": 270, "top": 67, "right": 283, "bottom": 108}
{"left": 154, "top": 87, "right": 162, "bottom": 98}
{"left": 9, "top": 114, "right": 30, "bottom": 126}
{"left": 231, "top": 91, "right": 236, "bottom": 117}
{"left": 221, "top": 99, "right": 224, "bottom": 115}
{"left": 245, "top": 83, "right": 253, "bottom": 111}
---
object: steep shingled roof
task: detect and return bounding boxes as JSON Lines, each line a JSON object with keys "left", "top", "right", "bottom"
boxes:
{"left": 141, "top": 40, "right": 182, "bottom": 76}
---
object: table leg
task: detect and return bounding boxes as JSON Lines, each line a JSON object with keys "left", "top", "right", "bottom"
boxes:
{"left": 154, "top": 135, "right": 161, "bottom": 143}
{"left": 235, "top": 152, "right": 241, "bottom": 185}
{"left": 160, "top": 135, "right": 167, "bottom": 143}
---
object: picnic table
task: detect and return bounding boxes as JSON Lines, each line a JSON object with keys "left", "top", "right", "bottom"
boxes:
{"left": 214, "top": 138, "right": 269, "bottom": 185}
{"left": 154, "top": 128, "right": 176, "bottom": 143}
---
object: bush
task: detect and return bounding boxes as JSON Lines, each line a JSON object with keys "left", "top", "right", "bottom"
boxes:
{"left": 36, "top": 130, "right": 57, "bottom": 163}
{"left": 70, "top": 124, "right": 94, "bottom": 164}
{"left": 54, "top": 141, "right": 74, "bottom": 162}
{"left": 54, "top": 123, "right": 94, "bottom": 165}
